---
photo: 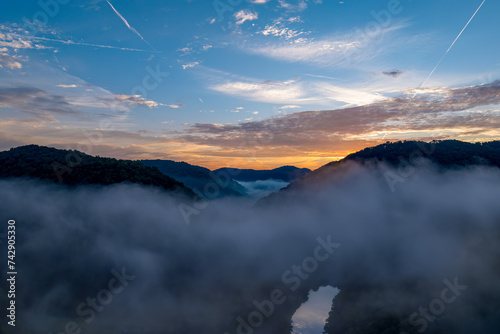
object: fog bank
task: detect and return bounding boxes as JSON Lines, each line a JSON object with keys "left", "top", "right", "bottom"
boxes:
{"left": 1, "top": 163, "right": 500, "bottom": 333}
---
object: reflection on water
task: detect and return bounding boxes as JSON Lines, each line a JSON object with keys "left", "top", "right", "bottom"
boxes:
{"left": 292, "top": 286, "right": 339, "bottom": 334}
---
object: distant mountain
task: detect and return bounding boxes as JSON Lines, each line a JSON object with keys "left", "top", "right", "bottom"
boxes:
{"left": 0, "top": 145, "right": 197, "bottom": 199}
{"left": 140, "top": 159, "right": 247, "bottom": 199}
{"left": 214, "top": 166, "right": 311, "bottom": 182}
{"left": 263, "top": 140, "right": 500, "bottom": 203}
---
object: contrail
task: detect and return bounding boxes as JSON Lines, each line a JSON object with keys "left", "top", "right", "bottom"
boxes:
{"left": 105, "top": 0, "right": 155, "bottom": 50}
{"left": 21, "top": 35, "right": 159, "bottom": 52}
{"left": 305, "top": 74, "right": 347, "bottom": 82}
{"left": 414, "top": 0, "right": 486, "bottom": 97}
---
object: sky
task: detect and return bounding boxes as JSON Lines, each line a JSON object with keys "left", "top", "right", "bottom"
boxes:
{"left": 0, "top": 0, "right": 499, "bottom": 169}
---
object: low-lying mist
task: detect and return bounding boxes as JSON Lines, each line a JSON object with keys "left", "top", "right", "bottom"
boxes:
{"left": 1, "top": 162, "right": 500, "bottom": 333}
{"left": 236, "top": 179, "right": 290, "bottom": 199}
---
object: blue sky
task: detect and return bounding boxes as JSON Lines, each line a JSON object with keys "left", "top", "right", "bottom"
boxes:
{"left": 1, "top": 0, "right": 499, "bottom": 169}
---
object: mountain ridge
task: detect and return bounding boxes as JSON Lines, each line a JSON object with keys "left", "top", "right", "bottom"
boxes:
{"left": 140, "top": 159, "right": 247, "bottom": 198}
{"left": 0, "top": 145, "right": 197, "bottom": 199}
{"left": 214, "top": 165, "right": 311, "bottom": 182}
{"left": 262, "top": 140, "right": 500, "bottom": 204}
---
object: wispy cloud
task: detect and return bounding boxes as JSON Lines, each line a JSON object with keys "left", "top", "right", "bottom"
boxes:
{"left": 247, "top": 23, "right": 409, "bottom": 67}
{"left": 210, "top": 77, "right": 306, "bottom": 104}
{"left": 288, "top": 16, "right": 303, "bottom": 23}
{"left": 207, "top": 71, "right": 384, "bottom": 106}
{"left": 234, "top": 10, "right": 259, "bottom": 25}
{"left": 105, "top": 0, "right": 155, "bottom": 50}
{"left": 56, "top": 84, "right": 78, "bottom": 88}
{"left": 312, "top": 83, "right": 385, "bottom": 106}
{"left": 182, "top": 62, "right": 200, "bottom": 70}
{"left": 258, "top": 21, "right": 307, "bottom": 40}
{"left": 278, "top": 0, "right": 308, "bottom": 11}
{"left": 279, "top": 105, "right": 302, "bottom": 109}
{"left": 167, "top": 104, "right": 183, "bottom": 109}
{"left": 115, "top": 94, "right": 162, "bottom": 109}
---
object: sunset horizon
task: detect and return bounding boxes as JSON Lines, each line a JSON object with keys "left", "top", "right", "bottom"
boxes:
{"left": 1, "top": 1, "right": 499, "bottom": 170}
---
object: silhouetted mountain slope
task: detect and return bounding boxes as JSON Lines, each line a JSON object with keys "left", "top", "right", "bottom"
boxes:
{"left": 345, "top": 139, "right": 500, "bottom": 167}
{"left": 214, "top": 166, "right": 311, "bottom": 182}
{"left": 263, "top": 140, "right": 500, "bottom": 204}
{"left": 0, "top": 145, "right": 197, "bottom": 199}
{"left": 255, "top": 140, "right": 500, "bottom": 334}
{"left": 140, "top": 159, "right": 247, "bottom": 198}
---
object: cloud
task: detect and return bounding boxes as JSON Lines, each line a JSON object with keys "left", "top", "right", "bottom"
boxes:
{"left": 249, "top": 37, "right": 359, "bottom": 66}
{"left": 234, "top": 10, "right": 259, "bottom": 25}
{"left": 0, "top": 30, "right": 41, "bottom": 50}
{"left": 167, "top": 104, "right": 183, "bottom": 109}
{"left": 258, "top": 22, "right": 306, "bottom": 40}
{"left": 208, "top": 73, "right": 384, "bottom": 106}
{"left": 0, "top": 81, "right": 165, "bottom": 129}
{"left": 3, "top": 76, "right": 498, "bottom": 170}
{"left": 0, "top": 86, "right": 80, "bottom": 121}
{"left": 210, "top": 77, "right": 306, "bottom": 104}
{"left": 115, "top": 94, "right": 162, "bottom": 109}
{"left": 247, "top": 23, "right": 408, "bottom": 67}
{"left": 56, "top": 84, "right": 78, "bottom": 88}
{"left": 279, "top": 105, "right": 302, "bottom": 109}
{"left": 288, "top": 16, "right": 303, "bottom": 23}
{"left": 3, "top": 163, "right": 500, "bottom": 333}
{"left": 278, "top": 0, "right": 308, "bottom": 11}
{"left": 249, "top": 0, "right": 272, "bottom": 3}
{"left": 0, "top": 53, "right": 22, "bottom": 69}
{"left": 180, "top": 81, "right": 500, "bottom": 157}
{"left": 311, "top": 82, "right": 385, "bottom": 106}
{"left": 182, "top": 62, "right": 200, "bottom": 70}
{"left": 382, "top": 69, "right": 404, "bottom": 78}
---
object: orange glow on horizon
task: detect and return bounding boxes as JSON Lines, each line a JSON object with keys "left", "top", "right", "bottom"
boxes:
{"left": 176, "top": 155, "right": 346, "bottom": 171}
